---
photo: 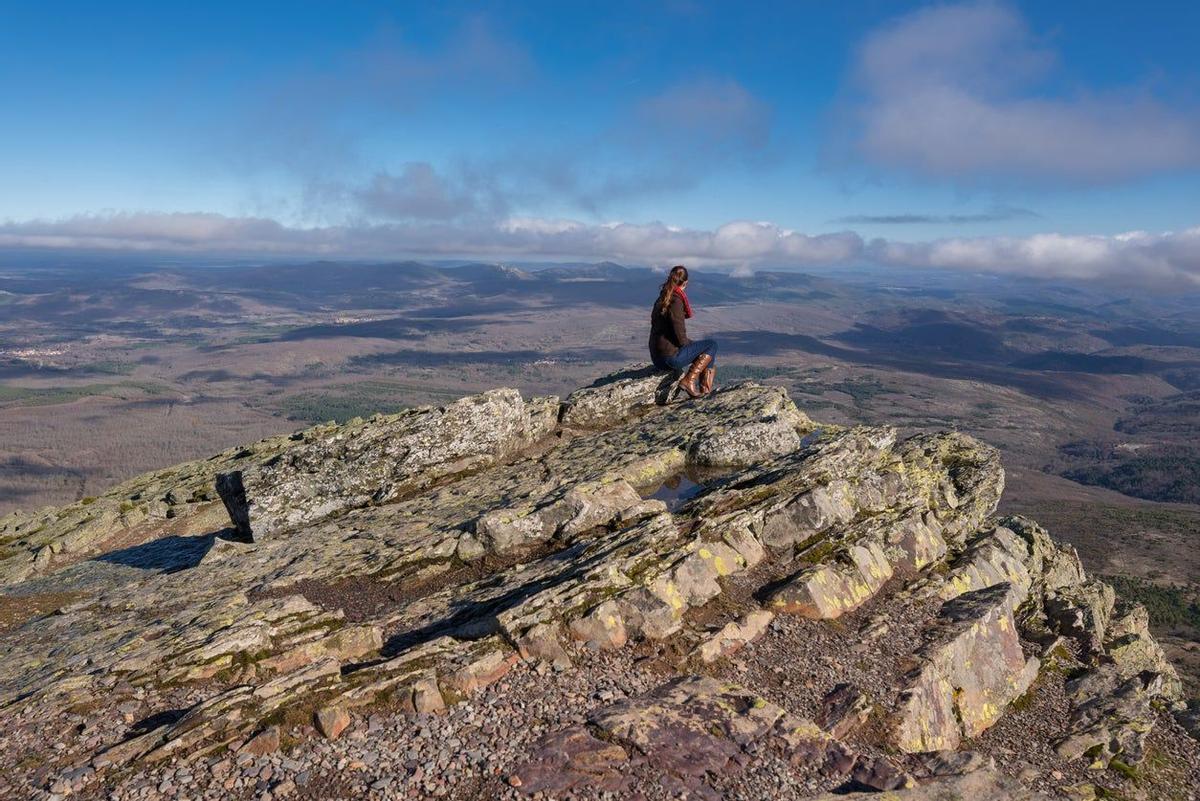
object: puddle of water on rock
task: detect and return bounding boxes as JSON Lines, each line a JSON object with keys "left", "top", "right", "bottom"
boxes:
{"left": 648, "top": 465, "right": 729, "bottom": 510}
{"left": 800, "top": 427, "right": 823, "bottom": 448}
{"left": 643, "top": 432, "right": 825, "bottom": 513}
{"left": 645, "top": 473, "right": 707, "bottom": 512}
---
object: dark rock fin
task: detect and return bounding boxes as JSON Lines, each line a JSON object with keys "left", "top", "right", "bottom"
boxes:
{"left": 215, "top": 471, "right": 253, "bottom": 541}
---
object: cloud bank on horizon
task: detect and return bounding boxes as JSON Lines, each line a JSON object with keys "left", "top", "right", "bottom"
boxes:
{"left": 4, "top": 213, "right": 1199, "bottom": 288}
{"left": 1, "top": 1, "right": 1197, "bottom": 287}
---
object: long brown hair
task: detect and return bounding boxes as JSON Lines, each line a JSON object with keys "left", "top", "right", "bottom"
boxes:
{"left": 656, "top": 265, "right": 689, "bottom": 315}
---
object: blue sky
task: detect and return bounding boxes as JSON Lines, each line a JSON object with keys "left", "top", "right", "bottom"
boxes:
{"left": 1, "top": 1, "right": 1198, "bottom": 284}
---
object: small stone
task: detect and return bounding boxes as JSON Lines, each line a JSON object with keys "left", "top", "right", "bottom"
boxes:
{"left": 695, "top": 610, "right": 774, "bottom": 663}
{"left": 116, "top": 700, "right": 142, "bottom": 723}
{"left": 412, "top": 678, "right": 446, "bottom": 715}
{"left": 314, "top": 706, "right": 351, "bottom": 740}
{"left": 1061, "top": 783, "right": 1098, "bottom": 801}
{"left": 815, "top": 684, "right": 872, "bottom": 739}
{"left": 243, "top": 727, "right": 281, "bottom": 756}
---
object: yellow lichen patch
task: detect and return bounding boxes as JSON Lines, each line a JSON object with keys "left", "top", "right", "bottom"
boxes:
{"left": 662, "top": 581, "right": 685, "bottom": 611}
{"left": 788, "top": 720, "right": 825, "bottom": 739}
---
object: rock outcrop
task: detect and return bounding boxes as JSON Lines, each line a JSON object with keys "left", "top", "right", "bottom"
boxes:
{"left": 0, "top": 367, "right": 1195, "bottom": 801}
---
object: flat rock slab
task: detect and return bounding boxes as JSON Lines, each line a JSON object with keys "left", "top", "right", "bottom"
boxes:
{"left": 217, "top": 389, "right": 557, "bottom": 540}
{"left": 589, "top": 675, "right": 784, "bottom": 777}
{"left": 513, "top": 675, "right": 877, "bottom": 799}
{"left": 508, "top": 727, "right": 632, "bottom": 794}
{"left": 808, "top": 767, "right": 1054, "bottom": 800}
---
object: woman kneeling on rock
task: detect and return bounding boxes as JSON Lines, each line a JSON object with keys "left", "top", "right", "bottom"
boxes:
{"left": 648, "top": 264, "right": 717, "bottom": 398}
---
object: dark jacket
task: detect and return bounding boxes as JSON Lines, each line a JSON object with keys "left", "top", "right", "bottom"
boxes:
{"left": 648, "top": 295, "right": 691, "bottom": 363}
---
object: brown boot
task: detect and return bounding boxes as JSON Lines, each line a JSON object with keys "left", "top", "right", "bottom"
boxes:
{"left": 676, "top": 353, "right": 712, "bottom": 399}
{"left": 700, "top": 365, "right": 715, "bottom": 395}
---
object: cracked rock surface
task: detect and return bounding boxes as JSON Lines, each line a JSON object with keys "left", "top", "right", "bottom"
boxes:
{"left": 0, "top": 367, "right": 1196, "bottom": 801}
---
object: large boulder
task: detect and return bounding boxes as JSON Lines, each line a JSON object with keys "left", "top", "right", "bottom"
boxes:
{"left": 558, "top": 365, "right": 677, "bottom": 428}
{"left": 688, "top": 415, "right": 808, "bottom": 468}
{"left": 769, "top": 538, "right": 893, "bottom": 619}
{"left": 892, "top": 583, "right": 1040, "bottom": 752}
{"left": 217, "top": 389, "right": 557, "bottom": 540}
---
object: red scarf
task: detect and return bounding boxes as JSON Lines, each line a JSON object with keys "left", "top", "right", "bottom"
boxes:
{"left": 673, "top": 285, "right": 693, "bottom": 318}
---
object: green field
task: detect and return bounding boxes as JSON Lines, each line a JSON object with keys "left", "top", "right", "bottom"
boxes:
{"left": 1105, "top": 574, "right": 1200, "bottom": 633}
{"left": 0, "top": 380, "right": 166, "bottom": 408}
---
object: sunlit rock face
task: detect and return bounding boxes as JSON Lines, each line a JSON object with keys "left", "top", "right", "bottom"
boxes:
{"left": 0, "top": 366, "right": 1192, "bottom": 800}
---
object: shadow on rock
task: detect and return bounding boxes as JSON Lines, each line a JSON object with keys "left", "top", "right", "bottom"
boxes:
{"left": 92, "top": 529, "right": 243, "bottom": 574}
{"left": 129, "top": 708, "right": 189, "bottom": 736}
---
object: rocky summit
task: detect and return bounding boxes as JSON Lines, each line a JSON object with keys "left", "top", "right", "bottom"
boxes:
{"left": 1, "top": 368, "right": 1197, "bottom": 801}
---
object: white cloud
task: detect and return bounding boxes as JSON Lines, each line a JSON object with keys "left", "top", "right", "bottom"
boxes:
{"left": 870, "top": 226, "right": 1200, "bottom": 286}
{"left": 845, "top": 1, "right": 1200, "bottom": 183}
{"left": 2, "top": 212, "right": 1198, "bottom": 288}
{"left": 0, "top": 212, "right": 857, "bottom": 265}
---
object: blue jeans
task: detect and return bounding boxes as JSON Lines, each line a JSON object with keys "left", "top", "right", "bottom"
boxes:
{"left": 653, "top": 339, "right": 717, "bottom": 372}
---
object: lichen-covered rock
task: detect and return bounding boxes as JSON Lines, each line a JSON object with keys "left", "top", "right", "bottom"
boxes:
{"left": 478, "top": 478, "right": 653, "bottom": 550}
{"left": 695, "top": 609, "right": 774, "bottom": 663}
{"left": 892, "top": 583, "right": 1040, "bottom": 752}
{"left": 808, "top": 767, "right": 1054, "bottom": 800}
{"left": 0, "top": 371, "right": 1191, "bottom": 799}
{"left": 770, "top": 539, "right": 893, "bottom": 618}
{"left": 1, "top": 459, "right": 248, "bottom": 585}
{"left": 1045, "top": 579, "right": 1116, "bottom": 655}
{"left": 760, "top": 477, "right": 859, "bottom": 549}
{"left": 558, "top": 365, "right": 677, "bottom": 428}
{"left": 216, "top": 389, "right": 557, "bottom": 540}
{"left": 937, "top": 523, "right": 1034, "bottom": 604}
{"left": 1055, "top": 667, "right": 1165, "bottom": 767}
{"left": 889, "top": 510, "right": 948, "bottom": 570}
{"left": 688, "top": 405, "right": 816, "bottom": 468}
{"left": 1002, "top": 515, "right": 1086, "bottom": 592}
{"left": 567, "top": 599, "right": 628, "bottom": 649}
